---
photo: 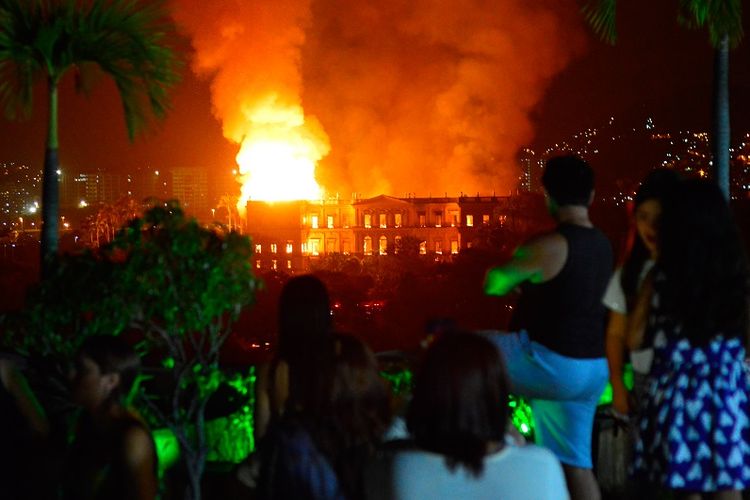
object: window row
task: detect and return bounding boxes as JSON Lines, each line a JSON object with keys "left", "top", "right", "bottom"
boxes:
{"left": 303, "top": 214, "right": 350, "bottom": 229}
{"left": 362, "top": 236, "right": 459, "bottom": 256}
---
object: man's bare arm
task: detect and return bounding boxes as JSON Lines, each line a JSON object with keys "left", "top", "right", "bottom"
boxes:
{"left": 484, "top": 233, "right": 567, "bottom": 296}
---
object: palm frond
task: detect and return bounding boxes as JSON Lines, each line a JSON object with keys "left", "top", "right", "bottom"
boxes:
{"left": 581, "top": 0, "right": 618, "bottom": 44}
{"left": 678, "top": 0, "right": 743, "bottom": 48}
{"left": 0, "top": 0, "right": 46, "bottom": 118}
{"left": 0, "top": 0, "right": 182, "bottom": 139}
{"left": 65, "top": 0, "right": 183, "bottom": 139}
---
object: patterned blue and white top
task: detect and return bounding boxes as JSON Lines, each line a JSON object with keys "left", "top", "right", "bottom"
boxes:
{"left": 632, "top": 288, "right": 750, "bottom": 492}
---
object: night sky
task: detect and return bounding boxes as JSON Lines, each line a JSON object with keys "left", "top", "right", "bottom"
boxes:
{"left": 0, "top": 0, "right": 748, "bottom": 195}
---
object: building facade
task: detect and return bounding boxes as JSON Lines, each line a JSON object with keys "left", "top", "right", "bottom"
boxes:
{"left": 247, "top": 193, "right": 543, "bottom": 272}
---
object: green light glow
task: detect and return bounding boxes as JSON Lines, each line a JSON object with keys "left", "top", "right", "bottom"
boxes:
{"left": 153, "top": 428, "right": 180, "bottom": 477}
{"left": 151, "top": 367, "right": 257, "bottom": 475}
{"left": 597, "top": 364, "right": 634, "bottom": 406}
{"left": 152, "top": 363, "right": 628, "bottom": 476}
{"left": 380, "top": 369, "right": 413, "bottom": 396}
{"left": 509, "top": 395, "right": 535, "bottom": 438}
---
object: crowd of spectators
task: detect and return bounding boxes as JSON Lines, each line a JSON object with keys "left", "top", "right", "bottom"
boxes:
{"left": 2, "top": 155, "right": 749, "bottom": 500}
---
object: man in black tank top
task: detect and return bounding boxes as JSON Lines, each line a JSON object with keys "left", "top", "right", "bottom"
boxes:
{"left": 484, "top": 155, "right": 613, "bottom": 500}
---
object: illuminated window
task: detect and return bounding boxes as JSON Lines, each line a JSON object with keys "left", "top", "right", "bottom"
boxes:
{"left": 342, "top": 239, "right": 351, "bottom": 255}
{"left": 419, "top": 241, "right": 426, "bottom": 255}
{"left": 272, "top": 259, "right": 277, "bottom": 270}
{"left": 310, "top": 239, "right": 320, "bottom": 256}
{"left": 394, "top": 213, "right": 402, "bottom": 228}
{"left": 379, "top": 236, "right": 387, "bottom": 255}
{"left": 286, "top": 242, "right": 293, "bottom": 254}
{"left": 364, "top": 236, "right": 372, "bottom": 255}
{"left": 326, "top": 239, "right": 336, "bottom": 254}
{"left": 255, "top": 260, "right": 261, "bottom": 269}
{"left": 270, "top": 243, "right": 277, "bottom": 254}
{"left": 311, "top": 215, "right": 319, "bottom": 229}
{"left": 435, "top": 213, "right": 442, "bottom": 228}
{"left": 394, "top": 236, "right": 402, "bottom": 254}
{"left": 418, "top": 213, "right": 426, "bottom": 227}
{"left": 301, "top": 242, "right": 308, "bottom": 254}
{"left": 379, "top": 213, "right": 387, "bottom": 228}
{"left": 466, "top": 215, "right": 474, "bottom": 227}
{"left": 498, "top": 215, "right": 507, "bottom": 226}
{"left": 364, "top": 214, "right": 372, "bottom": 228}
{"left": 482, "top": 214, "right": 490, "bottom": 225}
{"left": 255, "top": 244, "right": 262, "bottom": 254}
{"left": 287, "top": 260, "right": 292, "bottom": 269}
{"left": 451, "top": 212, "right": 459, "bottom": 227}
{"left": 435, "top": 241, "right": 442, "bottom": 254}
{"left": 451, "top": 240, "right": 459, "bottom": 254}
{"left": 327, "top": 215, "right": 334, "bottom": 228}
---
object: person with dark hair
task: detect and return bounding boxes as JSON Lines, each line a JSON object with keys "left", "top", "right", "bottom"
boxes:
{"left": 255, "top": 274, "right": 334, "bottom": 440}
{"left": 0, "top": 356, "right": 49, "bottom": 499}
{"left": 628, "top": 179, "right": 750, "bottom": 498}
{"left": 366, "top": 332, "right": 567, "bottom": 499}
{"left": 259, "top": 334, "right": 391, "bottom": 499}
{"left": 603, "top": 168, "right": 682, "bottom": 418}
{"left": 64, "top": 335, "right": 157, "bottom": 500}
{"left": 484, "top": 155, "right": 613, "bottom": 499}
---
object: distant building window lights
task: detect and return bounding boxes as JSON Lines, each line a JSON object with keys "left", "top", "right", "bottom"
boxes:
{"left": 466, "top": 215, "right": 474, "bottom": 227}
{"left": 327, "top": 215, "right": 334, "bottom": 228}
{"left": 379, "top": 213, "right": 387, "bottom": 228}
{"left": 311, "top": 215, "right": 319, "bottom": 229}
{"left": 364, "top": 214, "right": 372, "bottom": 228}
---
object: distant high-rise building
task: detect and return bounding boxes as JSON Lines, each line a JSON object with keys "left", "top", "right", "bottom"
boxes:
{"left": 171, "top": 167, "right": 209, "bottom": 216}
{"left": 519, "top": 148, "right": 542, "bottom": 193}
{"left": 0, "top": 162, "right": 41, "bottom": 225}
{"left": 60, "top": 170, "right": 134, "bottom": 208}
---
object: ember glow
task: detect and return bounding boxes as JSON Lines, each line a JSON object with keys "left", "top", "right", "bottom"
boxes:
{"left": 235, "top": 101, "right": 329, "bottom": 205}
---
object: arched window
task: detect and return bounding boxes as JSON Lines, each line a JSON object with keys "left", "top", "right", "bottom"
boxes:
{"left": 379, "top": 236, "right": 388, "bottom": 255}
{"left": 364, "top": 236, "right": 372, "bottom": 255}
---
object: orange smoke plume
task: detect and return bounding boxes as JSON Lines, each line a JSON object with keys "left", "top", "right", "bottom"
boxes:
{"left": 173, "top": 0, "right": 586, "bottom": 200}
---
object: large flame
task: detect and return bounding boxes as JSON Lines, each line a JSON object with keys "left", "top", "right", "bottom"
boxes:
{"left": 236, "top": 99, "right": 329, "bottom": 207}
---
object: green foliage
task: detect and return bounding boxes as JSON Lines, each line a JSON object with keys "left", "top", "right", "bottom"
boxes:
{"left": 110, "top": 201, "right": 257, "bottom": 339}
{"left": 17, "top": 201, "right": 260, "bottom": 498}
{"left": 678, "top": 0, "right": 743, "bottom": 48}
{"left": 581, "top": 0, "right": 618, "bottom": 44}
{"left": 582, "top": 0, "right": 744, "bottom": 49}
{"left": 0, "top": 0, "right": 182, "bottom": 138}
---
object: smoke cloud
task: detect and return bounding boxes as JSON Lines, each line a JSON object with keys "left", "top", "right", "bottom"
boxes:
{"left": 173, "top": 0, "right": 586, "bottom": 197}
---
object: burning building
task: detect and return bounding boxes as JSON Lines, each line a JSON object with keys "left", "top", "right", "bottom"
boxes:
{"left": 247, "top": 192, "right": 543, "bottom": 272}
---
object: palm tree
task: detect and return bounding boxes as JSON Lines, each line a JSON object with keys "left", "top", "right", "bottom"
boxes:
{"left": 0, "top": 0, "right": 181, "bottom": 275}
{"left": 582, "top": 0, "right": 743, "bottom": 199}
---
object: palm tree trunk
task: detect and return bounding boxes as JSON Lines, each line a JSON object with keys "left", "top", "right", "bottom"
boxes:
{"left": 712, "top": 34, "right": 730, "bottom": 200}
{"left": 41, "top": 79, "right": 60, "bottom": 277}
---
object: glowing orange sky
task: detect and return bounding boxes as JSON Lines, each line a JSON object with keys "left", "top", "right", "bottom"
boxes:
{"left": 0, "top": 0, "right": 748, "bottom": 199}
